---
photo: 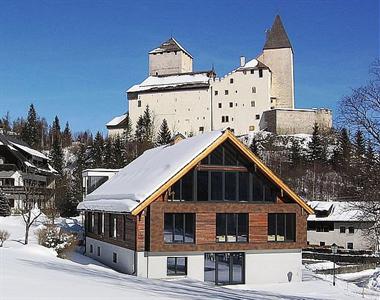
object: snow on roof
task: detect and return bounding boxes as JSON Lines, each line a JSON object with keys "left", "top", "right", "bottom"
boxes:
{"left": 239, "top": 58, "right": 258, "bottom": 69}
{"left": 78, "top": 131, "right": 223, "bottom": 213}
{"left": 127, "top": 73, "right": 210, "bottom": 93}
{"left": 149, "top": 37, "right": 193, "bottom": 58}
{"left": 106, "top": 114, "right": 128, "bottom": 127}
{"left": 9, "top": 141, "right": 49, "bottom": 160}
{"left": 307, "top": 201, "right": 369, "bottom": 222}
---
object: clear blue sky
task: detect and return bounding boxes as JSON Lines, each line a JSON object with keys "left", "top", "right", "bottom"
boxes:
{"left": 0, "top": 0, "right": 378, "bottom": 134}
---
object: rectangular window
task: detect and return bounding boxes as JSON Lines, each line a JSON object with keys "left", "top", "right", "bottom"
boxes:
{"left": 252, "top": 87, "right": 256, "bottom": 93}
{"left": 215, "top": 90, "right": 218, "bottom": 96}
{"left": 225, "top": 172, "right": 237, "bottom": 201}
{"left": 199, "top": 126, "right": 204, "bottom": 132}
{"left": 251, "top": 101, "right": 255, "bottom": 107}
{"left": 164, "top": 213, "right": 195, "bottom": 244}
{"left": 225, "top": 116, "right": 229, "bottom": 122}
{"left": 255, "top": 114, "right": 260, "bottom": 120}
{"left": 250, "top": 70, "right": 254, "bottom": 74}
{"left": 113, "top": 252, "right": 117, "bottom": 263}
{"left": 229, "top": 102, "right": 233, "bottom": 108}
{"left": 137, "top": 100, "right": 141, "bottom": 107}
{"left": 340, "top": 226, "right": 346, "bottom": 233}
{"left": 218, "top": 103, "right": 222, "bottom": 108}
{"left": 238, "top": 172, "right": 249, "bottom": 202}
{"left": 230, "top": 78, "right": 234, "bottom": 84}
{"left": 347, "top": 242, "right": 353, "bottom": 249}
{"left": 87, "top": 212, "right": 93, "bottom": 233}
{"left": 216, "top": 213, "right": 248, "bottom": 243}
{"left": 259, "top": 69, "right": 263, "bottom": 78}
{"left": 91, "top": 213, "right": 95, "bottom": 233}
{"left": 224, "top": 90, "right": 229, "bottom": 95}
{"left": 348, "top": 227, "right": 354, "bottom": 234}
{"left": 109, "top": 214, "right": 117, "bottom": 239}
{"left": 211, "top": 172, "right": 223, "bottom": 201}
{"left": 113, "top": 217, "right": 117, "bottom": 238}
{"left": 97, "top": 246, "right": 101, "bottom": 256}
{"left": 89, "top": 244, "right": 93, "bottom": 253}
{"left": 97, "top": 213, "right": 102, "bottom": 235}
{"left": 197, "top": 171, "right": 208, "bottom": 201}
{"left": 167, "top": 257, "right": 187, "bottom": 276}
{"left": 320, "top": 241, "right": 325, "bottom": 246}
{"left": 249, "top": 125, "right": 255, "bottom": 131}
{"left": 102, "top": 213, "right": 105, "bottom": 234}
{"left": 267, "top": 213, "right": 296, "bottom": 242}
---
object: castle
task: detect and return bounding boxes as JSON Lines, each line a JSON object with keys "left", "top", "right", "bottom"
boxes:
{"left": 107, "top": 15, "right": 332, "bottom": 137}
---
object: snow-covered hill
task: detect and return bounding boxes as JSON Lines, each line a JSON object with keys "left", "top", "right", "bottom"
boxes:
{"left": 0, "top": 216, "right": 379, "bottom": 300}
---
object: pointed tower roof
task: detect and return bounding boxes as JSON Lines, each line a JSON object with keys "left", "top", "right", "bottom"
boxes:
{"left": 149, "top": 37, "right": 193, "bottom": 58}
{"left": 263, "top": 15, "right": 292, "bottom": 50}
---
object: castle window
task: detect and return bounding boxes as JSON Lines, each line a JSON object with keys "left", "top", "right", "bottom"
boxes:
{"left": 250, "top": 70, "right": 254, "bottom": 74}
{"left": 230, "top": 78, "right": 234, "bottom": 84}
{"left": 255, "top": 114, "right": 260, "bottom": 120}
{"left": 249, "top": 125, "right": 255, "bottom": 131}
{"left": 218, "top": 103, "right": 222, "bottom": 108}
{"left": 252, "top": 87, "right": 256, "bottom": 93}
{"left": 138, "top": 100, "right": 141, "bottom": 107}
{"left": 222, "top": 116, "right": 229, "bottom": 123}
{"left": 243, "top": 70, "right": 247, "bottom": 75}
{"left": 229, "top": 102, "right": 233, "bottom": 108}
{"left": 215, "top": 90, "right": 218, "bottom": 96}
{"left": 199, "top": 127, "right": 204, "bottom": 132}
{"left": 251, "top": 101, "right": 255, "bottom": 107}
{"left": 259, "top": 69, "right": 263, "bottom": 78}
{"left": 224, "top": 90, "right": 229, "bottom": 95}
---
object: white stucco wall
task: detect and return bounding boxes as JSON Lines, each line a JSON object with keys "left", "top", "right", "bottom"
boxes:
{"left": 149, "top": 51, "right": 193, "bottom": 76}
{"left": 307, "top": 222, "right": 373, "bottom": 250}
{"left": 245, "top": 249, "right": 302, "bottom": 284}
{"left": 86, "top": 237, "right": 135, "bottom": 274}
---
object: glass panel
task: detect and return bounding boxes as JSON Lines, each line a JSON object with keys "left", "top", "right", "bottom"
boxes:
{"left": 210, "top": 146, "right": 223, "bottom": 165}
{"left": 211, "top": 172, "right": 223, "bottom": 201}
{"left": 237, "top": 214, "right": 248, "bottom": 242}
{"left": 176, "top": 257, "right": 187, "bottom": 275}
{"left": 276, "top": 213, "right": 285, "bottom": 242}
{"left": 232, "top": 253, "right": 244, "bottom": 284}
{"left": 184, "top": 214, "right": 195, "bottom": 243}
{"left": 226, "top": 214, "right": 237, "bottom": 242}
{"left": 286, "top": 214, "right": 296, "bottom": 242}
{"left": 252, "top": 174, "right": 263, "bottom": 201}
{"left": 224, "top": 142, "right": 238, "bottom": 166}
{"left": 182, "top": 170, "right": 194, "bottom": 201}
{"left": 216, "top": 253, "right": 230, "bottom": 285}
{"left": 167, "top": 257, "right": 176, "bottom": 275}
{"left": 216, "top": 214, "right": 226, "bottom": 242}
{"left": 225, "top": 172, "right": 237, "bottom": 201}
{"left": 174, "top": 214, "right": 184, "bottom": 243}
{"left": 201, "top": 156, "right": 209, "bottom": 165}
{"left": 204, "top": 253, "right": 216, "bottom": 283}
{"left": 164, "top": 213, "right": 173, "bottom": 243}
{"left": 172, "top": 181, "right": 181, "bottom": 200}
{"left": 268, "top": 213, "right": 276, "bottom": 241}
{"left": 238, "top": 172, "right": 249, "bottom": 201}
{"left": 197, "top": 171, "right": 208, "bottom": 201}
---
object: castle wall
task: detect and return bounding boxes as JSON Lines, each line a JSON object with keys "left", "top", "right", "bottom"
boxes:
{"left": 149, "top": 51, "right": 192, "bottom": 76}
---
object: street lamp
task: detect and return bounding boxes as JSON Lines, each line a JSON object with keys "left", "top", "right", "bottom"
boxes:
{"left": 331, "top": 243, "right": 338, "bottom": 286}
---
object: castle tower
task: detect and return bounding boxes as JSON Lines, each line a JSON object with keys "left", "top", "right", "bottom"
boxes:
{"left": 148, "top": 38, "right": 193, "bottom": 76}
{"left": 257, "top": 15, "right": 294, "bottom": 109}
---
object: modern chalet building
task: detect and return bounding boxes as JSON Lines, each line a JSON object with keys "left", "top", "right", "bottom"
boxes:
{"left": 78, "top": 130, "right": 313, "bottom": 285}
{"left": 0, "top": 133, "right": 56, "bottom": 211}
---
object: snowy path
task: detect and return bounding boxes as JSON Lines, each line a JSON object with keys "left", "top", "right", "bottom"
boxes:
{"left": 1, "top": 216, "right": 379, "bottom": 300}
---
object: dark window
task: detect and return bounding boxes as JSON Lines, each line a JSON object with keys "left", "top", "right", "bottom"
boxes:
{"left": 8, "top": 199, "right": 15, "bottom": 208}
{"left": 225, "top": 172, "right": 237, "bottom": 201}
{"left": 210, "top": 146, "right": 223, "bottom": 165}
{"left": 197, "top": 171, "right": 208, "bottom": 201}
{"left": 218, "top": 103, "right": 222, "bottom": 108}
{"left": 87, "top": 212, "right": 93, "bottom": 233}
{"left": 251, "top": 101, "right": 255, "bottom": 107}
{"left": 204, "top": 253, "right": 245, "bottom": 285}
{"left": 97, "top": 213, "right": 102, "bottom": 235}
{"left": 97, "top": 246, "right": 101, "bottom": 256}
{"left": 89, "top": 244, "right": 93, "bottom": 253}
{"left": 238, "top": 172, "right": 249, "bottom": 202}
{"left": 167, "top": 257, "right": 187, "bottom": 276}
{"left": 138, "top": 100, "right": 142, "bottom": 107}
{"left": 252, "top": 87, "right": 256, "bottom": 93}
{"left": 259, "top": 69, "right": 263, "bottom": 77}
{"left": 226, "top": 116, "right": 229, "bottom": 122}
{"left": 224, "top": 90, "right": 229, "bottom": 95}
{"left": 164, "top": 213, "right": 195, "bottom": 244}
{"left": 320, "top": 241, "right": 325, "bottom": 246}
{"left": 113, "top": 252, "right": 117, "bottom": 263}
{"left": 267, "top": 213, "right": 296, "bottom": 242}
{"left": 216, "top": 213, "right": 248, "bottom": 243}
{"left": 230, "top": 78, "right": 233, "bottom": 84}
{"left": 348, "top": 227, "right": 354, "bottom": 234}
{"left": 255, "top": 114, "right": 260, "bottom": 120}
{"left": 171, "top": 169, "right": 194, "bottom": 201}
{"left": 229, "top": 102, "right": 233, "bottom": 108}
{"left": 211, "top": 172, "right": 223, "bottom": 200}
{"left": 215, "top": 90, "right": 218, "bottom": 96}
{"left": 347, "top": 242, "right": 353, "bottom": 249}
{"left": 340, "top": 226, "right": 346, "bottom": 233}
{"left": 250, "top": 70, "right": 254, "bottom": 74}
{"left": 109, "top": 214, "right": 117, "bottom": 239}
{"left": 199, "top": 126, "right": 204, "bottom": 132}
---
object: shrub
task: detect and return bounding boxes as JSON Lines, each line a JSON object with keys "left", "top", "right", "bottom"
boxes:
{"left": 0, "top": 229, "right": 10, "bottom": 247}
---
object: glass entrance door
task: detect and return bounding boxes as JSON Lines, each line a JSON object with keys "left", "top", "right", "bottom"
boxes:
{"left": 204, "top": 252, "right": 245, "bottom": 285}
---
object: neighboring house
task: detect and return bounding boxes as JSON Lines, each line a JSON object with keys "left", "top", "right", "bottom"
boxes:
{"left": 82, "top": 169, "right": 120, "bottom": 199}
{"left": 117, "top": 15, "right": 332, "bottom": 137}
{"left": 106, "top": 113, "right": 129, "bottom": 138}
{"left": 78, "top": 130, "right": 313, "bottom": 285}
{"left": 307, "top": 201, "right": 374, "bottom": 250}
{"left": 0, "top": 133, "right": 56, "bottom": 211}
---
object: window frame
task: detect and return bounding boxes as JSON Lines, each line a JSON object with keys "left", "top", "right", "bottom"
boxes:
{"left": 167, "top": 257, "right": 187, "bottom": 276}
{"left": 267, "top": 213, "right": 296, "bottom": 243}
{"left": 164, "top": 213, "right": 195, "bottom": 244}
{"left": 216, "top": 213, "right": 249, "bottom": 243}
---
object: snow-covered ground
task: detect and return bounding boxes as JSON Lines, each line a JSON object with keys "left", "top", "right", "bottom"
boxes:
{"left": 1, "top": 215, "right": 379, "bottom": 300}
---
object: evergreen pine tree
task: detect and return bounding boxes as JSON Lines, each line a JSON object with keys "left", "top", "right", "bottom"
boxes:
{"left": 250, "top": 137, "right": 260, "bottom": 158}
{"left": 123, "top": 113, "right": 133, "bottom": 143}
{"left": 103, "top": 137, "right": 113, "bottom": 168}
{"left": 0, "top": 192, "right": 11, "bottom": 217}
{"left": 142, "top": 105, "right": 154, "bottom": 143}
{"left": 112, "top": 135, "right": 124, "bottom": 168}
{"left": 21, "top": 104, "right": 40, "bottom": 149}
{"left": 308, "top": 123, "right": 325, "bottom": 161}
{"left": 354, "top": 130, "right": 366, "bottom": 158}
{"left": 50, "top": 116, "right": 64, "bottom": 175}
{"left": 289, "top": 138, "right": 302, "bottom": 166}
{"left": 91, "top": 131, "right": 104, "bottom": 168}
{"left": 62, "top": 122, "right": 72, "bottom": 148}
{"left": 156, "top": 119, "right": 171, "bottom": 146}
{"left": 135, "top": 115, "right": 145, "bottom": 143}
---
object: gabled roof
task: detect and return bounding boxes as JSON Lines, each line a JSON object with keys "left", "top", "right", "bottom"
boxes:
{"left": 308, "top": 201, "right": 371, "bottom": 222}
{"left": 149, "top": 37, "right": 193, "bottom": 58}
{"left": 78, "top": 130, "right": 313, "bottom": 215}
{"left": 106, "top": 113, "right": 130, "bottom": 128}
{"left": 263, "top": 15, "right": 292, "bottom": 50}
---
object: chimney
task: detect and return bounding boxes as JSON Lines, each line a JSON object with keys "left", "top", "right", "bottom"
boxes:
{"left": 240, "top": 56, "right": 246, "bottom": 67}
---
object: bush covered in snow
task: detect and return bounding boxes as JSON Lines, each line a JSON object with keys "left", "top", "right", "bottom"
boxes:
{"left": 0, "top": 229, "right": 10, "bottom": 247}
{"left": 368, "top": 270, "right": 380, "bottom": 291}
{"left": 36, "top": 225, "right": 77, "bottom": 258}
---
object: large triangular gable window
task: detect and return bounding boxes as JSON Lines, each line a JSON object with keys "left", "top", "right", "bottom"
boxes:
{"left": 170, "top": 140, "right": 280, "bottom": 203}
